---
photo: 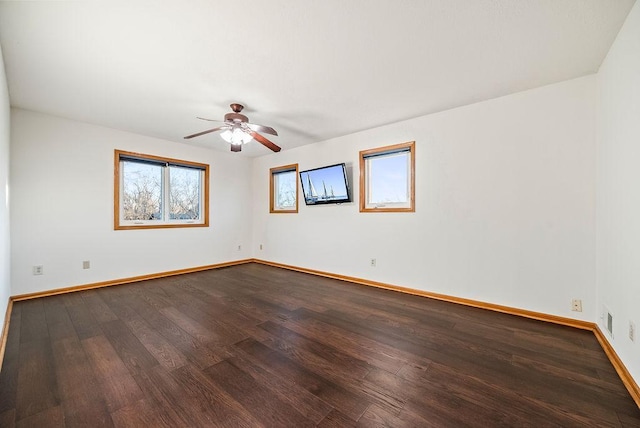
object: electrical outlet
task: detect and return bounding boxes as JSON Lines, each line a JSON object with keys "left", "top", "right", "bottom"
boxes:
{"left": 571, "top": 299, "right": 582, "bottom": 312}
{"left": 237, "top": 245, "right": 241, "bottom": 251}
{"left": 259, "top": 244, "right": 263, "bottom": 250}
{"left": 630, "top": 321, "right": 636, "bottom": 342}
{"left": 370, "top": 258, "right": 376, "bottom": 267}
{"left": 32, "top": 265, "right": 44, "bottom": 275}
{"left": 82, "top": 260, "right": 90, "bottom": 269}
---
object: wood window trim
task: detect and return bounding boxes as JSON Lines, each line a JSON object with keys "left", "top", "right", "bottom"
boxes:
{"left": 269, "top": 163, "right": 299, "bottom": 214}
{"left": 114, "top": 149, "right": 210, "bottom": 230}
{"left": 359, "top": 141, "right": 415, "bottom": 213}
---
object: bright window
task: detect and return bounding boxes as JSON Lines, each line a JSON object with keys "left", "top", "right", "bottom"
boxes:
{"left": 270, "top": 164, "right": 298, "bottom": 213}
{"left": 360, "top": 141, "right": 415, "bottom": 212}
{"left": 114, "top": 150, "right": 209, "bottom": 229}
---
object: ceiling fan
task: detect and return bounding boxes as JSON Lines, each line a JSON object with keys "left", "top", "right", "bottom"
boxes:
{"left": 184, "top": 103, "right": 281, "bottom": 152}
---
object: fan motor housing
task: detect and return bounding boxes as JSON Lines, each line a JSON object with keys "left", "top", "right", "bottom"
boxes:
{"left": 224, "top": 112, "right": 248, "bottom": 123}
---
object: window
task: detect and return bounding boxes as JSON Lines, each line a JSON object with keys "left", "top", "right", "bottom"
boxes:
{"left": 360, "top": 141, "right": 415, "bottom": 212}
{"left": 270, "top": 164, "right": 298, "bottom": 213}
{"left": 114, "top": 150, "right": 209, "bottom": 229}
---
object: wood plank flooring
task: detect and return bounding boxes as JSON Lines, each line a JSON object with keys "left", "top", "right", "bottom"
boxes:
{"left": 1, "top": 263, "right": 639, "bottom": 427}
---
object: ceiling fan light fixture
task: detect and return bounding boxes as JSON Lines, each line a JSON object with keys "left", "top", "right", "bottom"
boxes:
{"left": 220, "top": 127, "right": 253, "bottom": 145}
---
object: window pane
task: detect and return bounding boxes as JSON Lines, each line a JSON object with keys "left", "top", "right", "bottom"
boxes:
{"left": 367, "top": 151, "right": 409, "bottom": 205}
{"left": 169, "top": 166, "right": 201, "bottom": 220}
{"left": 115, "top": 150, "right": 209, "bottom": 229}
{"left": 274, "top": 170, "right": 296, "bottom": 209}
{"left": 122, "top": 160, "right": 162, "bottom": 220}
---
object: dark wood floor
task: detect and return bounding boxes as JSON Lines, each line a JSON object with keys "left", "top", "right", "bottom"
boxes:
{"left": 0, "top": 263, "right": 639, "bottom": 427}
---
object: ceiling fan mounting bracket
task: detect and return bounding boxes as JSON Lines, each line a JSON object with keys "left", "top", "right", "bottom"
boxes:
{"left": 229, "top": 103, "right": 244, "bottom": 113}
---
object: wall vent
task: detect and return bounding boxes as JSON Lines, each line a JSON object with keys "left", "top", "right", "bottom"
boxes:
{"left": 604, "top": 306, "right": 614, "bottom": 339}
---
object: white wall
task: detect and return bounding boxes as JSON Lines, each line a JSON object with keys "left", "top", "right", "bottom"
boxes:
{"left": 252, "top": 75, "right": 597, "bottom": 321}
{"left": 0, "top": 46, "right": 11, "bottom": 324}
{"left": 10, "top": 109, "right": 253, "bottom": 295}
{"left": 597, "top": 1, "right": 640, "bottom": 385}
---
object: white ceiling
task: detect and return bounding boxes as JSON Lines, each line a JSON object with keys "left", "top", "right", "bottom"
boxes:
{"left": 0, "top": 1, "right": 635, "bottom": 156}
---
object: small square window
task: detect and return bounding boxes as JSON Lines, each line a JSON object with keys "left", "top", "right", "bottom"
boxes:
{"left": 270, "top": 164, "right": 298, "bottom": 213}
{"left": 360, "top": 141, "right": 415, "bottom": 212}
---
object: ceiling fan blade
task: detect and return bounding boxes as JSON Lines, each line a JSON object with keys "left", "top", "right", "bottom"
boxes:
{"left": 230, "top": 144, "right": 242, "bottom": 152}
{"left": 183, "top": 126, "right": 227, "bottom": 139}
{"left": 250, "top": 131, "right": 281, "bottom": 152}
{"left": 196, "top": 117, "right": 223, "bottom": 122}
{"left": 246, "top": 122, "right": 278, "bottom": 136}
